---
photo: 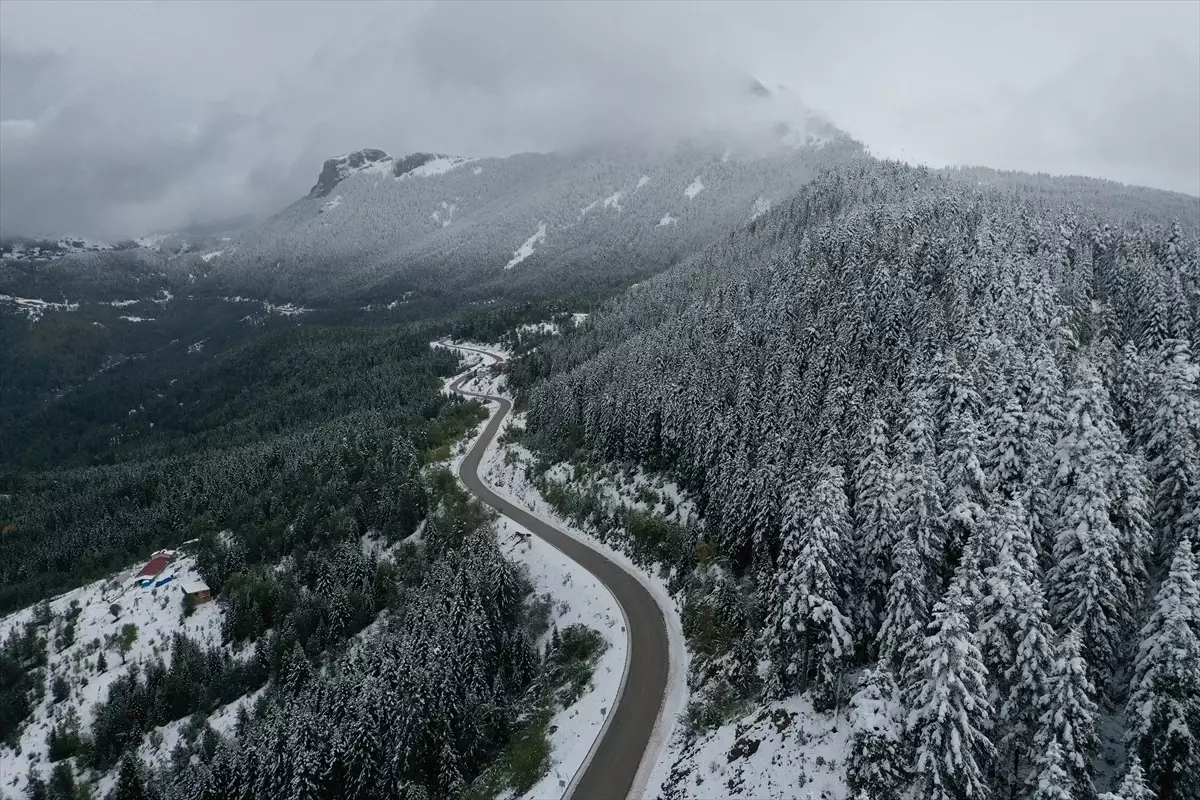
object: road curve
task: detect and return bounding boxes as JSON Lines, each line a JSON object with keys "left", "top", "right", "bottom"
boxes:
{"left": 448, "top": 349, "right": 670, "bottom": 800}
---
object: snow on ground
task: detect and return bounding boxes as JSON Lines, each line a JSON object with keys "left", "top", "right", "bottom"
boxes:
{"left": 118, "top": 315, "right": 155, "bottom": 323}
{"left": 107, "top": 299, "right": 140, "bottom": 307}
{"left": 504, "top": 222, "right": 547, "bottom": 270}
{"left": 134, "top": 234, "right": 169, "bottom": 249}
{"left": 571, "top": 313, "right": 588, "bottom": 326}
{"left": 636, "top": 175, "right": 651, "bottom": 191}
{"left": 262, "top": 301, "right": 312, "bottom": 317}
{"left": 658, "top": 214, "right": 678, "bottom": 227}
{"left": 684, "top": 178, "right": 705, "bottom": 200}
{"left": 0, "top": 294, "right": 79, "bottom": 322}
{"left": 188, "top": 340, "right": 206, "bottom": 354}
{"left": 321, "top": 195, "right": 343, "bottom": 213}
{"left": 651, "top": 695, "right": 850, "bottom": 800}
{"left": 150, "top": 289, "right": 173, "bottom": 305}
{"left": 579, "top": 200, "right": 599, "bottom": 218}
{"left": 0, "top": 554, "right": 224, "bottom": 796}
{"left": 199, "top": 250, "right": 224, "bottom": 262}
{"left": 517, "top": 321, "right": 561, "bottom": 337}
{"left": 603, "top": 192, "right": 624, "bottom": 213}
{"left": 750, "top": 197, "right": 772, "bottom": 220}
{"left": 399, "top": 156, "right": 475, "bottom": 179}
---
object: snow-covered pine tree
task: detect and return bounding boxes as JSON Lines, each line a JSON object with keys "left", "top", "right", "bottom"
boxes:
{"left": 1048, "top": 361, "right": 1128, "bottom": 688}
{"left": 765, "top": 465, "right": 854, "bottom": 705}
{"left": 846, "top": 667, "right": 907, "bottom": 799}
{"left": 940, "top": 404, "right": 991, "bottom": 570}
{"left": 1031, "top": 739, "right": 1076, "bottom": 800}
{"left": 876, "top": 532, "right": 929, "bottom": 698}
{"left": 1145, "top": 339, "right": 1200, "bottom": 566}
{"left": 894, "top": 387, "right": 949, "bottom": 588}
{"left": 1099, "top": 758, "right": 1157, "bottom": 800}
{"left": 1035, "top": 629, "right": 1100, "bottom": 799}
{"left": 1126, "top": 540, "right": 1200, "bottom": 800}
{"left": 906, "top": 578, "right": 995, "bottom": 800}
{"left": 979, "top": 499, "right": 1055, "bottom": 793}
{"left": 853, "top": 416, "right": 900, "bottom": 654}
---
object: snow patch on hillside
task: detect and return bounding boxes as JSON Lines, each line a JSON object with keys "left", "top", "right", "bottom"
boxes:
{"left": 650, "top": 695, "right": 850, "bottom": 799}
{"left": 199, "top": 250, "right": 224, "bottom": 262}
{"left": 320, "top": 195, "right": 343, "bottom": 213}
{"left": 750, "top": 197, "right": 771, "bottom": 220}
{"left": 118, "top": 315, "right": 155, "bottom": 323}
{"left": 636, "top": 175, "right": 651, "bottom": 190}
{"left": 0, "top": 554, "right": 224, "bottom": 796}
{"left": 658, "top": 214, "right": 678, "bottom": 227}
{"left": 0, "top": 294, "right": 80, "bottom": 322}
{"left": 603, "top": 192, "right": 624, "bottom": 213}
{"left": 579, "top": 200, "right": 599, "bottom": 218}
{"left": 108, "top": 299, "right": 140, "bottom": 307}
{"left": 684, "top": 178, "right": 705, "bottom": 199}
{"left": 504, "top": 222, "right": 547, "bottom": 270}
{"left": 399, "top": 156, "right": 474, "bottom": 179}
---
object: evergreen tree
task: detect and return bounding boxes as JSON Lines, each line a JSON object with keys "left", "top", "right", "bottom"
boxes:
{"left": 906, "top": 579, "right": 995, "bottom": 800}
{"left": 765, "top": 465, "right": 854, "bottom": 704}
{"left": 1126, "top": 540, "right": 1200, "bottom": 800}
{"left": 876, "top": 533, "right": 929, "bottom": 694}
{"left": 1031, "top": 739, "right": 1076, "bottom": 800}
{"left": 853, "top": 416, "right": 900, "bottom": 652}
{"left": 1035, "top": 630, "right": 1100, "bottom": 799}
{"left": 846, "top": 667, "right": 907, "bottom": 799}
{"left": 1145, "top": 339, "right": 1200, "bottom": 564}
{"left": 1048, "top": 362, "right": 1127, "bottom": 687}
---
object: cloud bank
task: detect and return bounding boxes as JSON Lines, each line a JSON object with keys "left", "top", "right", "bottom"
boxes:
{"left": 1, "top": 0, "right": 1196, "bottom": 239}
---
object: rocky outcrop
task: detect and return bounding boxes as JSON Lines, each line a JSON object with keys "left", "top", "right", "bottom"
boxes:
{"left": 308, "top": 149, "right": 393, "bottom": 198}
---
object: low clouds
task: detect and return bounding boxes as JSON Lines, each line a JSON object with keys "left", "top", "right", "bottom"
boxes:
{"left": 1, "top": 0, "right": 1197, "bottom": 239}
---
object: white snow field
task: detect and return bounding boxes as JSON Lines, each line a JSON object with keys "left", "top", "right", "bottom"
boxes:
{"left": 0, "top": 554, "right": 224, "bottom": 796}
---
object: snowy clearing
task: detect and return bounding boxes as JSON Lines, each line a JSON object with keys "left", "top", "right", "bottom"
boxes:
{"left": 658, "top": 214, "right": 678, "bottom": 227}
{"left": 0, "top": 294, "right": 80, "bottom": 322}
{"left": 199, "top": 250, "right": 224, "bottom": 262}
{"left": 650, "top": 695, "right": 850, "bottom": 799}
{"left": 636, "top": 175, "right": 651, "bottom": 190}
{"left": 750, "top": 197, "right": 772, "bottom": 220}
{"left": 684, "top": 178, "right": 705, "bottom": 200}
{"left": 0, "top": 554, "right": 224, "bottom": 796}
{"left": 504, "top": 222, "right": 547, "bottom": 270}
{"left": 118, "top": 315, "right": 155, "bottom": 323}
{"left": 603, "top": 192, "right": 624, "bottom": 213}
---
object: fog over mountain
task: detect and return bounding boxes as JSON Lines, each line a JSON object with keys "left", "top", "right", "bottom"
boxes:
{"left": 1, "top": 0, "right": 1197, "bottom": 239}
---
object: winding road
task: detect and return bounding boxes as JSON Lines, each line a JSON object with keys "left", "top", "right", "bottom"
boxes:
{"left": 447, "top": 345, "right": 670, "bottom": 800}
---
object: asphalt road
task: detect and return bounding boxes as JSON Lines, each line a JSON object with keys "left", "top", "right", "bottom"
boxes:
{"left": 449, "top": 353, "right": 670, "bottom": 800}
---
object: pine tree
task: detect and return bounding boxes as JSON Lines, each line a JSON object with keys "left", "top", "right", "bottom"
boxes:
{"left": 1100, "top": 758, "right": 1156, "bottom": 800}
{"left": 1145, "top": 339, "right": 1200, "bottom": 565}
{"left": 876, "top": 533, "right": 928, "bottom": 696}
{"left": 766, "top": 465, "right": 854, "bottom": 704}
{"left": 1035, "top": 629, "right": 1100, "bottom": 799}
{"left": 1031, "top": 739, "right": 1076, "bottom": 800}
{"left": 979, "top": 500, "right": 1054, "bottom": 792}
{"left": 854, "top": 416, "right": 900, "bottom": 653}
{"left": 1126, "top": 541, "right": 1200, "bottom": 800}
{"left": 906, "top": 579, "right": 995, "bottom": 800}
{"left": 846, "top": 667, "right": 907, "bottom": 799}
{"left": 107, "top": 755, "right": 148, "bottom": 800}
{"left": 1048, "top": 362, "right": 1127, "bottom": 687}
{"left": 895, "top": 390, "right": 948, "bottom": 584}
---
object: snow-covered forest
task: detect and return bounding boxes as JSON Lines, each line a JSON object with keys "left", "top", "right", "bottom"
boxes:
{"left": 519, "top": 160, "right": 1200, "bottom": 799}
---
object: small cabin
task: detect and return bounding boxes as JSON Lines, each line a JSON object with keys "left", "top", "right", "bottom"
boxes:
{"left": 135, "top": 551, "right": 174, "bottom": 588}
{"left": 180, "top": 578, "right": 212, "bottom": 606}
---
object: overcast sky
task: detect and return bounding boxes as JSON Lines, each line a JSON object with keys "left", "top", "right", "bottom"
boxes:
{"left": 1, "top": 0, "right": 1197, "bottom": 239}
